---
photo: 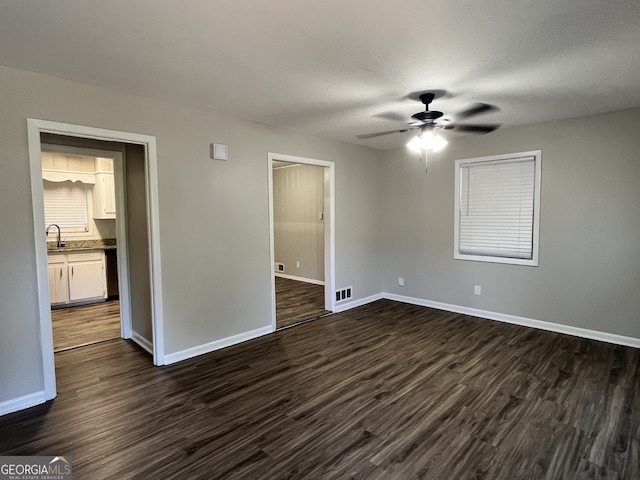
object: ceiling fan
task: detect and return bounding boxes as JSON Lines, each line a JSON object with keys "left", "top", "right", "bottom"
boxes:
{"left": 357, "top": 92, "right": 500, "bottom": 152}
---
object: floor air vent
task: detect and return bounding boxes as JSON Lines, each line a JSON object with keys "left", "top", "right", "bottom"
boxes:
{"left": 335, "top": 286, "right": 353, "bottom": 302}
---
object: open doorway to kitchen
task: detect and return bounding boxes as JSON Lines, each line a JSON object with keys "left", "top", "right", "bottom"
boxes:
{"left": 41, "top": 144, "right": 123, "bottom": 352}
{"left": 28, "top": 119, "right": 165, "bottom": 402}
{"left": 268, "top": 153, "right": 335, "bottom": 330}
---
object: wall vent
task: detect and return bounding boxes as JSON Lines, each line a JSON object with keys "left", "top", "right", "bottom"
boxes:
{"left": 335, "top": 286, "right": 353, "bottom": 302}
{"left": 275, "top": 263, "right": 285, "bottom": 272}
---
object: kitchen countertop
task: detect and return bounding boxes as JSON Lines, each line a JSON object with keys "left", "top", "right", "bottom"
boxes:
{"left": 47, "top": 239, "right": 116, "bottom": 253}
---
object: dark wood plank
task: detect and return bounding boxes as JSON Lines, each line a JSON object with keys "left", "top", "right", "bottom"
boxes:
{"left": 51, "top": 300, "right": 121, "bottom": 352}
{"left": 275, "top": 276, "right": 329, "bottom": 329}
{"left": 1, "top": 299, "right": 639, "bottom": 479}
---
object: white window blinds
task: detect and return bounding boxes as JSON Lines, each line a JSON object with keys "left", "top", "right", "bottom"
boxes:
{"left": 455, "top": 151, "right": 541, "bottom": 266}
{"left": 43, "top": 180, "right": 89, "bottom": 230}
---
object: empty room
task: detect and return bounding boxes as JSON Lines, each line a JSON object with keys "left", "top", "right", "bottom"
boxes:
{"left": 1, "top": 1, "right": 639, "bottom": 479}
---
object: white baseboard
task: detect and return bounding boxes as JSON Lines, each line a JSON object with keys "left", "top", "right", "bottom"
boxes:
{"left": 164, "top": 326, "right": 273, "bottom": 365}
{"left": 0, "top": 391, "right": 46, "bottom": 417}
{"left": 384, "top": 293, "right": 640, "bottom": 349}
{"left": 334, "top": 293, "right": 384, "bottom": 313}
{"left": 131, "top": 331, "right": 153, "bottom": 355}
{"left": 275, "top": 273, "right": 325, "bottom": 286}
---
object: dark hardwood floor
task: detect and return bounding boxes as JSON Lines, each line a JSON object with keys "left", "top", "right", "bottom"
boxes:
{"left": 275, "top": 276, "right": 329, "bottom": 329}
{"left": 2, "top": 299, "right": 639, "bottom": 479}
{"left": 52, "top": 300, "right": 121, "bottom": 352}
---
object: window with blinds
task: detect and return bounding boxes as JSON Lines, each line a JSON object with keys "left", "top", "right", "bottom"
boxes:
{"left": 43, "top": 180, "right": 89, "bottom": 232}
{"left": 454, "top": 151, "right": 541, "bottom": 266}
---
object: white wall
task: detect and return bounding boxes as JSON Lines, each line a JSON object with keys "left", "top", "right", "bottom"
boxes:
{"left": 273, "top": 163, "right": 325, "bottom": 282}
{"left": 381, "top": 108, "right": 640, "bottom": 338}
{"left": 0, "top": 65, "right": 384, "bottom": 406}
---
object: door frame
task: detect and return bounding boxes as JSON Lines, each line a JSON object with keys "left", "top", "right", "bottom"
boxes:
{"left": 27, "top": 119, "right": 165, "bottom": 401}
{"left": 267, "top": 152, "right": 335, "bottom": 330}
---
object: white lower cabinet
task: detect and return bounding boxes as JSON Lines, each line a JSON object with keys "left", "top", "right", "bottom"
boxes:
{"left": 48, "top": 251, "right": 107, "bottom": 306}
{"left": 47, "top": 256, "right": 69, "bottom": 305}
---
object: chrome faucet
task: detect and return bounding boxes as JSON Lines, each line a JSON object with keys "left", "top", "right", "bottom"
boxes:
{"left": 45, "top": 224, "right": 63, "bottom": 247}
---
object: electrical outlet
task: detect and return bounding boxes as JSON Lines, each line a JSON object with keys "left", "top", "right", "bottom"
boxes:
{"left": 296, "top": 261, "right": 300, "bottom": 268}
{"left": 398, "top": 277, "right": 405, "bottom": 286}
{"left": 474, "top": 285, "right": 481, "bottom": 295}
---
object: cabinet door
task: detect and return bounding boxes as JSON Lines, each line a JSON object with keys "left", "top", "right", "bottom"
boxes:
{"left": 69, "top": 261, "right": 105, "bottom": 301}
{"left": 102, "top": 173, "right": 116, "bottom": 216}
{"left": 94, "top": 172, "right": 116, "bottom": 219}
{"left": 48, "top": 265, "right": 69, "bottom": 304}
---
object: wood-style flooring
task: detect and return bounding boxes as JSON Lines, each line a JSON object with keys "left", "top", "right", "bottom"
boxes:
{"left": 2, "top": 299, "right": 639, "bottom": 479}
{"left": 275, "top": 276, "right": 329, "bottom": 329}
{"left": 52, "top": 300, "right": 121, "bottom": 352}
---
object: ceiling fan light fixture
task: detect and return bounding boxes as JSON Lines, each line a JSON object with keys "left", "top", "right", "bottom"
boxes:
{"left": 406, "top": 131, "right": 448, "bottom": 153}
{"left": 430, "top": 132, "right": 448, "bottom": 152}
{"left": 407, "top": 135, "right": 423, "bottom": 153}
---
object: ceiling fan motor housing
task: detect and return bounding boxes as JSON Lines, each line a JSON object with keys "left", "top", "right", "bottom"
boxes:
{"left": 412, "top": 110, "right": 444, "bottom": 122}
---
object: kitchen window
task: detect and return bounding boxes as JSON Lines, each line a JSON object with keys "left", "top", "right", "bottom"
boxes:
{"left": 43, "top": 180, "right": 89, "bottom": 232}
{"left": 454, "top": 150, "right": 541, "bottom": 266}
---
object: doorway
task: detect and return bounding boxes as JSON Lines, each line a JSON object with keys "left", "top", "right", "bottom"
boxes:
{"left": 27, "top": 119, "right": 165, "bottom": 402}
{"left": 268, "top": 153, "right": 335, "bottom": 330}
{"left": 41, "top": 144, "right": 124, "bottom": 352}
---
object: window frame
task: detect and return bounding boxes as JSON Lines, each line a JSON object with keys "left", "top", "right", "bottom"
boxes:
{"left": 454, "top": 150, "right": 542, "bottom": 266}
{"left": 43, "top": 179, "right": 92, "bottom": 236}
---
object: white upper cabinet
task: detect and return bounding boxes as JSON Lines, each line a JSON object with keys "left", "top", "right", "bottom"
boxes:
{"left": 94, "top": 172, "right": 116, "bottom": 219}
{"left": 94, "top": 158, "right": 116, "bottom": 219}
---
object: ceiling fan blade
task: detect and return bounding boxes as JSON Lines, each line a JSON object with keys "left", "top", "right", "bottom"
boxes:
{"left": 455, "top": 103, "right": 498, "bottom": 120}
{"left": 448, "top": 124, "right": 500, "bottom": 134}
{"left": 356, "top": 128, "right": 413, "bottom": 139}
{"left": 373, "top": 111, "right": 406, "bottom": 122}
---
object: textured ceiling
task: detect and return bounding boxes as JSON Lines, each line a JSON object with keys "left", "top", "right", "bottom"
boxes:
{"left": 1, "top": 0, "right": 639, "bottom": 149}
